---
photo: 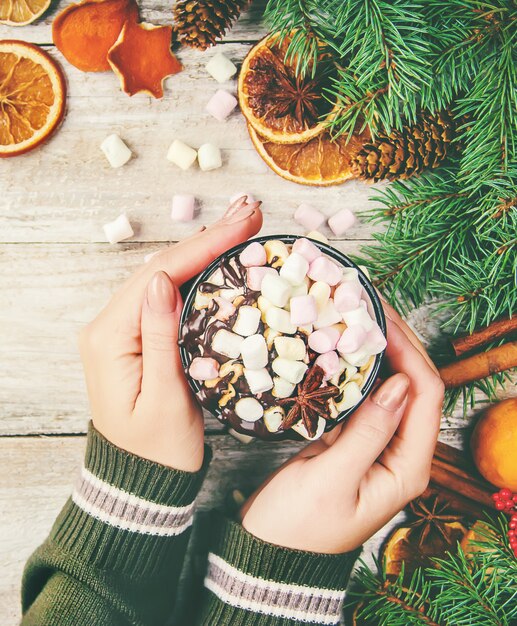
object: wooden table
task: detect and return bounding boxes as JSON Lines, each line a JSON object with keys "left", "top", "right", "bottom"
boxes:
{"left": 0, "top": 3, "right": 507, "bottom": 623}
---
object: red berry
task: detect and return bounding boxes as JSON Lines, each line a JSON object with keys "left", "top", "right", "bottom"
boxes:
{"left": 512, "top": 495, "right": 517, "bottom": 503}
{"left": 495, "top": 501, "right": 506, "bottom": 511}
{"left": 511, "top": 513, "right": 517, "bottom": 521}
{"left": 510, "top": 522, "right": 517, "bottom": 529}
{"left": 500, "top": 488, "right": 513, "bottom": 499}
{"left": 509, "top": 530, "right": 516, "bottom": 538}
{"left": 492, "top": 493, "right": 501, "bottom": 501}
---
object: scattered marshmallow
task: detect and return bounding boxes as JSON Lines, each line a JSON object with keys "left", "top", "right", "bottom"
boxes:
{"left": 264, "top": 406, "right": 284, "bottom": 432}
{"left": 240, "top": 334, "right": 268, "bottom": 369}
{"left": 342, "top": 307, "right": 375, "bottom": 331}
{"left": 213, "top": 297, "right": 236, "bottom": 321}
{"left": 279, "top": 252, "right": 309, "bottom": 286}
{"left": 166, "top": 139, "right": 197, "bottom": 170}
{"left": 261, "top": 272, "right": 292, "bottom": 308}
{"left": 206, "top": 89, "right": 238, "bottom": 121}
{"left": 272, "top": 376, "right": 296, "bottom": 399}
{"left": 334, "top": 280, "right": 363, "bottom": 312}
{"left": 290, "top": 295, "right": 318, "bottom": 326}
{"left": 308, "top": 327, "right": 340, "bottom": 353}
{"left": 247, "top": 266, "right": 277, "bottom": 291}
{"left": 230, "top": 192, "right": 255, "bottom": 204}
{"left": 198, "top": 143, "right": 222, "bottom": 171}
{"left": 265, "top": 306, "right": 297, "bottom": 334}
{"left": 232, "top": 305, "right": 261, "bottom": 336}
{"left": 235, "top": 397, "right": 263, "bottom": 422}
{"left": 189, "top": 357, "right": 220, "bottom": 381}
{"left": 272, "top": 358, "right": 308, "bottom": 385}
{"left": 274, "top": 336, "right": 306, "bottom": 361}
{"left": 328, "top": 208, "right": 356, "bottom": 236}
{"left": 100, "top": 134, "right": 132, "bottom": 168}
{"left": 309, "top": 281, "right": 331, "bottom": 312}
{"left": 206, "top": 52, "right": 238, "bottom": 83}
{"left": 292, "top": 238, "right": 322, "bottom": 263}
{"left": 315, "top": 351, "right": 340, "bottom": 380}
{"left": 171, "top": 194, "right": 196, "bottom": 222}
{"left": 313, "top": 299, "right": 342, "bottom": 329}
{"left": 103, "top": 213, "right": 134, "bottom": 244}
{"left": 212, "top": 329, "right": 243, "bottom": 359}
{"left": 306, "top": 230, "right": 328, "bottom": 244}
{"left": 337, "top": 325, "right": 367, "bottom": 355}
{"left": 293, "top": 416, "right": 326, "bottom": 440}
{"left": 244, "top": 368, "right": 273, "bottom": 394}
{"left": 240, "top": 242, "right": 266, "bottom": 267}
{"left": 294, "top": 203, "right": 325, "bottom": 231}
{"left": 307, "top": 257, "right": 343, "bottom": 286}
{"left": 365, "top": 324, "right": 387, "bottom": 355}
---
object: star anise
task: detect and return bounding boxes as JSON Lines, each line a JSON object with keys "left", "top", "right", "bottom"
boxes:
{"left": 278, "top": 365, "right": 340, "bottom": 437}
{"left": 409, "top": 496, "right": 465, "bottom": 548}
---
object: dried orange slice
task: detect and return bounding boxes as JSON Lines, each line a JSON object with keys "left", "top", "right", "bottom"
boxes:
{"left": 248, "top": 123, "right": 369, "bottom": 186}
{"left": 239, "top": 34, "right": 335, "bottom": 144}
{"left": 0, "top": 0, "right": 51, "bottom": 26}
{"left": 0, "top": 41, "right": 66, "bottom": 158}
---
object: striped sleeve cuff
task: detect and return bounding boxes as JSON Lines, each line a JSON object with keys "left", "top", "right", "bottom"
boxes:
{"left": 48, "top": 423, "right": 210, "bottom": 579}
{"left": 197, "top": 517, "right": 360, "bottom": 625}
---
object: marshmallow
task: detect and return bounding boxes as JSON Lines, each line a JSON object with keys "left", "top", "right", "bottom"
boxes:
{"left": 313, "top": 299, "right": 342, "bottom": 329}
{"left": 334, "top": 381, "right": 362, "bottom": 411}
{"left": 198, "top": 143, "right": 222, "bottom": 171}
{"left": 235, "top": 397, "right": 264, "bottom": 422}
{"left": 247, "top": 266, "right": 276, "bottom": 291}
{"left": 232, "top": 305, "right": 261, "bottom": 336}
{"left": 264, "top": 239, "right": 289, "bottom": 267}
{"left": 213, "top": 297, "right": 236, "bottom": 321}
{"left": 306, "top": 230, "right": 328, "bottom": 244}
{"left": 314, "top": 351, "right": 340, "bottom": 380}
{"left": 100, "top": 134, "right": 132, "bottom": 168}
{"left": 342, "top": 307, "right": 375, "bottom": 331}
{"left": 309, "top": 281, "right": 331, "bottom": 312}
{"left": 219, "top": 287, "right": 243, "bottom": 301}
{"left": 340, "top": 348, "right": 371, "bottom": 367}
{"left": 264, "top": 406, "right": 284, "bottom": 432}
{"left": 244, "top": 367, "right": 273, "bottom": 394}
{"left": 294, "top": 203, "right": 325, "bottom": 231}
{"left": 279, "top": 252, "right": 309, "bottom": 286}
{"left": 264, "top": 327, "right": 281, "bottom": 350}
{"left": 230, "top": 192, "right": 255, "bottom": 204}
{"left": 212, "top": 329, "right": 243, "bottom": 359}
{"left": 358, "top": 265, "right": 371, "bottom": 279}
{"left": 166, "top": 139, "right": 197, "bottom": 170}
{"left": 206, "top": 89, "right": 238, "bottom": 121}
{"left": 240, "top": 334, "right": 268, "bottom": 369}
{"left": 334, "top": 280, "right": 363, "bottom": 312}
{"left": 290, "top": 281, "right": 309, "bottom": 298}
{"left": 272, "top": 377, "right": 296, "bottom": 399}
{"left": 274, "top": 336, "right": 306, "bottom": 361}
{"left": 308, "top": 257, "right": 343, "bottom": 286}
{"left": 228, "top": 428, "right": 254, "bottom": 444}
{"left": 261, "top": 272, "right": 292, "bottom": 308}
{"left": 328, "top": 207, "right": 356, "bottom": 235}
{"left": 188, "top": 357, "right": 220, "bottom": 381}
{"left": 293, "top": 416, "right": 326, "bottom": 440}
{"left": 308, "top": 327, "right": 340, "bottom": 353}
{"left": 257, "top": 295, "right": 273, "bottom": 321}
{"left": 337, "top": 325, "right": 367, "bottom": 355}
{"left": 265, "top": 306, "right": 297, "bottom": 334}
{"left": 103, "top": 213, "right": 134, "bottom": 244}
{"left": 292, "top": 238, "right": 322, "bottom": 263}
{"left": 206, "top": 52, "right": 237, "bottom": 83}
{"left": 171, "top": 194, "right": 195, "bottom": 222}
{"left": 272, "top": 358, "right": 308, "bottom": 384}
{"left": 341, "top": 267, "right": 360, "bottom": 282}
{"left": 290, "top": 295, "right": 318, "bottom": 325}
{"left": 240, "top": 242, "right": 266, "bottom": 267}
{"left": 365, "top": 323, "right": 387, "bottom": 354}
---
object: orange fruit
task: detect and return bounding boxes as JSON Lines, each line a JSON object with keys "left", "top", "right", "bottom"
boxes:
{"left": 0, "top": 0, "right": 51, "bottom": 26}
{"left": 0, "top": 41, "right": 66, "bottom": 158}
{"left": 239, "top": 34, "right": 335, "bottom": 144}
{"left": 248, "top": 123, "right": 369, "bottom": 186}
{"left": 460, "top": 520, "right": 498, "bottom": 558}
{"left": 471, "top": 397, "right": 517, "bottom": 490}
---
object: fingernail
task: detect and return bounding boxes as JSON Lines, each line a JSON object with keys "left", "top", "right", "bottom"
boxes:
{"left": 371, "top": 373, "right": 409, "bottom": 411}
{"left": 223, "top": 196, "right": 248, "bottom": 219}
{"left": 197, "top": 225, "right": 206, "bottom": 232}
{"left": 222, "top": 201, "right": 261, "bottom": 224}
{"left": 147, "top": 271, "right": 176, "bottom": 314}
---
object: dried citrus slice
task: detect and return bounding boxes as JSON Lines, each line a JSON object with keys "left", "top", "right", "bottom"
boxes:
{"left": 248, "top": 123, "right": 369, "bottom": 186}
{"left": 239, "top": 34, "right": 335, "bottom": 144}
{"left": 0, "top": 41, "right": 66, "bottom": 157}
{"left": 0, "top": 0, "right": 51, "bottom": 26}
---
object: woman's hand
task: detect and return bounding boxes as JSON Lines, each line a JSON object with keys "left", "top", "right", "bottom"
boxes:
{"left": 241, "top": 303, "right": 444, "bottom": 553}
{"left": 79, "top": 198, "right": 262, "bottom": 472}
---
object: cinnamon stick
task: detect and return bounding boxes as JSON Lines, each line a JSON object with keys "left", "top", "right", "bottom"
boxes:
{"left": 451, "top": 316, "right": 517, "bottom": 357}
{"left": 439, "top": 341, "right": 517, "bottom": 388}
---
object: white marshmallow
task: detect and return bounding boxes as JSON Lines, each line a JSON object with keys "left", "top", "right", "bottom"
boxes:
{"left": 244, "top": 367, "right": 273, "bottom": 394}
{"left": 100, "top": 134, "right": 132, "bottom": 168}
{"left": 341, "top": 268, "right": 360, "bottom": 282}
{"left": 232, "top": 305, "right": 261, "bottom": 336}
{"left": 272, "top": 358, "right": 308, "bottom": 384}
{"left": 306, "top": 230, "right": 328, "bottom": 244}
{"left": 313, "top": 299, "right": 342, "bottom": 329}
{"left": 219, "top": 287, "right": 244, "bottom": 301}
{"left": 341, "top": 348, "right": 371, "bottom": 367}
{"left": 309, "top": 281, "right": 331, "bottom": 312}
{"left": 166, "top": 139, "right": 197, "bottom": 170}
{"left": 358, "top": 265, "right": 371, "bottom": 279}
{"left": 272, "top": 376, "right": 296, "bottom": 399}
{"left": 212, "top": 329, "right": 243, "bottom": 359}
{"left": 274, "top": 336, "right": 306, "bottom": 361}
{"left": 198, "top": 143, "right": 222, "bottom": 171}
{"left": 206, "top": 52, "right": 238, "bottom": 83}
{"left": 261, "top": 272, "right": 292, "bottom": 308}
{"left": 240, "top": 334, "right": 268, "bottom": 369}
{"left": 342, "top": 307, "right": 375, "bottom": 331}
{"left": 234, "top": 397, "right": 263, "bottom": 422}
{"left": 279, "top": 252, "right": 309, "bottom": 286}
{"left": 264, "top": 406, "right": 284, "bottom": 432}
{"left": 103, "top": 213, "right": 134, "bottom": 244}
{"left": 292, "top": 417, "right": 326, "bottom": 440}
{"left": 335, "top": 381, "right": 362, "bottom": 411}
{"left": 265, "top": 306, "right": 297, "bottom": 334}
{"left": 290, "top": 280, "right": 309, "bottom": 298}
{"left": 228, "top": 428, "right": 254, "bottom": 444}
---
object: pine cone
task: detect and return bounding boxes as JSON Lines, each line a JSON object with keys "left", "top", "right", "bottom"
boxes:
{"left": 174, "top": 0, "right": 248, "bottom": 50}
{"left": 351, "top": 111, "right": 456, "bottom": 182}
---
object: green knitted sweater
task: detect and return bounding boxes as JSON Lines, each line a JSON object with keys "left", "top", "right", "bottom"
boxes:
{"left": 21, "top": 425, "right": 359, "bottom": 625}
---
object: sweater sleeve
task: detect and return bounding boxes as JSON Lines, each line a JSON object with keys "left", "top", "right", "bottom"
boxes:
{"left": 195, "top": 516, "right": 361, "bottom": 626}
{"left": 21, "top": 423, "right": 210, "bottom": 626}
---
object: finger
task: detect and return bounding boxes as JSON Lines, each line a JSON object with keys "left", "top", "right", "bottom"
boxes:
{"left": 318, "top": 373, "right": 409, "bottom": 481}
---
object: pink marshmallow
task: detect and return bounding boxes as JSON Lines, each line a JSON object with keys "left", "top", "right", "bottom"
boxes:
{"left": 315, "top": 351, "right": 340, "bottom": 380}
{"left": 328, "top": 208, "right": 356, "bottom": 236}
{"left": 307, "top": 257, "right": 343, "bottom": 286}
{"left": 171, "top": 194, "right": 195, "bottom": 222}
{"left": 213, "top": 296, "right": 236, "bottom": 321}
{"left": 337, "top": 325, "right": 367, "bottom": 354}
{"left": 292, "top": 237, "right": 322, "bottom": 263}
{"left": 365, "top": 324, "right": 387, "bottom": 355}
{"left": 290, "top": 295, "right": 318, "bottom": 325}
{"left": 294, "top": 203, "right": 325, "bottom": 231}
{"left": 239, "top": 241, "right": 266, "bottom": 267}
{"left": 334, "top": 281, "right": 363, "bottom": 312}
{"left": 246, "top": 266, "right": 277, "bottom": 291}
{"left": 205, "top": 89, "right": 238, "bottom": 121}
{"left": 189, "top": 357, "right": 220, "bottom": 381}
{"left": 308, "top": 327, "right": 340, "bottom": 353}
